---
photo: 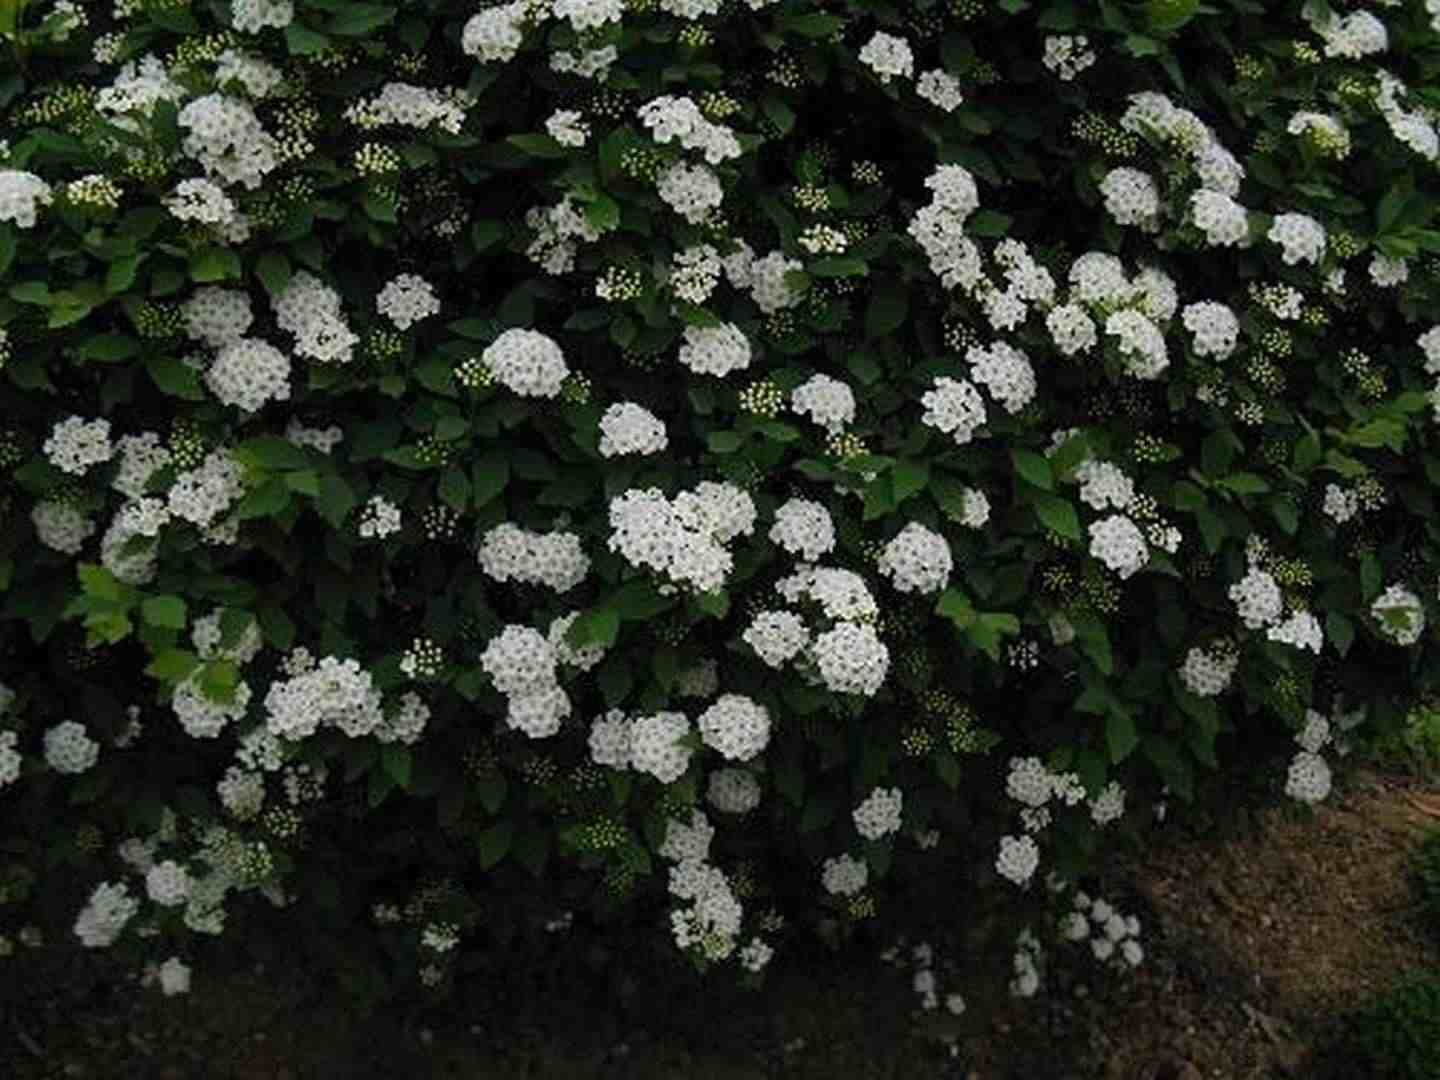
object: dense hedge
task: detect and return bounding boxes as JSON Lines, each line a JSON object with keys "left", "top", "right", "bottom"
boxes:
{"left": 2, "top": 0, "right": 1440, "bottom": 1000}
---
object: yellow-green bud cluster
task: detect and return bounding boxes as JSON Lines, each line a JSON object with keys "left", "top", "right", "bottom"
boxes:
{"left": 698, "top": 90, "right": 740, "bottom": 122}
{"left": 64, "top": 174, "right": 123, "bottom": 212}
{"left": 263, "top": 807, "right": 304, "bottom": 842}
{"left": 791, "top": 184, "right": 831, "bottom": 213}
{"left": 560, "top": 372, "right": 592, "bottom": 404}
{"left": 620, "top": 146, "right": 665, "bottom": 182}
{"left": 355, "top": 143, "right": 403, "bottom": 176}
{"left": 169, "top": 420, "right": 208, "bottom": 469}
{"left": 739, "top": 379, "right": 784, "bottom": 417}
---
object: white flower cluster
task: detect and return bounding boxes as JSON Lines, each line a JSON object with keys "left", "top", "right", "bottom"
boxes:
{"left": 811, "top": 622, "right": 891, "bottom": 697}
{"left": 167, "top": 448, "right": 245, "bottom": 530}
{"left": 33, "top": 501, "right": 97, "bottom": 555}
{"left": 1305, "top": 4, "right": 1387, "bottom": 59}
{"left": 178, "top": 94, "right": 280, "bottom": 190}
{"left": 545, "top": 108, "right": 590, "bottom": 147}
{"left": 996, "top": 834, "right": 1040, "bottom": 887}
{"left": 1181, "top": 301, "right": 1239, "bottom": 359}
{"left": 205, "top": 338, "right": 292, "bottom": 412}
{"left": 908, "top": 165, "right": 983, "bottom": 291}
{"left": 165, "top": 178, "right": 238, "bottom": 230}
{"left": 0, "top": 731, "right": 20, "bottom": 789}
{"left": 344, "top": 83, "right": 469, "bottom": 136}
{"left": 1178, "top": 640, "right": 1238, "bottom": 697}
{"left": 967, "top": 341, "right": 1038, "bottom": 412}
{"left": 45, "top": 416, "right": 114, "bottom": 476}
{"left": 215, "top": 49, "right": 284, "bottom": 99}
{"left": 526, "top": 194, "right": 605, "bottom": 274}
{"left": 1075, "top": 461, "right": 1134, "bottom": 512}
{"left": 357, "top": 495, "right": 402, "bottom": 539}
{"left": 656, "top": 160, "right": 724, "bottom": 224}
{"left": 661, "top": 812, "right": 748, "bottom": 963}
{"left": 1059, "top": 892, "right": 1144, "bottom": 969}
{"left": 1370, "top": 254, "right": 1409, "bottom": 288}
{"left": 74, "top": 881, "right": 140, "bottom": 948}
{"left": 462, "top": 1, "right": 529, "bottom": 63}
{"left": 769, "top": 499, "right": 836, "bottom": 562}
{"left": 607, "top": 482, "right": 755, "bottom": 594}
{"left": 1088, "top": 515, "right": 1149, "bottom": 579}
{"left": 742, "top": 609, "right": 810, "bottom": 668}
{"left": 698, "top": 694, "right": 770, "bottom": 760}
{"left": 478, "top": 522, "right": 589, "bottom": 592}
{"left": 1287, "top": 111, "right": 1351, "bottom": 159}
{"left": 854, "top": 787, "right": 903, "bottom": 840}
{"left": 777, "top": 565, "right": 879, "bottom": 623}
{"left": 1042, "top": 35, "right": 1096, "bottom": 80}
{"left": 231, "top": 0, "right": 293, "bottom": 33}
{"left": 1121, "top": 91, "right": 1244, "bottom": 196}
{"left": 480, "top": 625, "right": 572, "bottom": 738}
{"left": 1284, "top": 712, "right": 1335, "bottom": 804}
{"left": 287, "top": 419, "right": 343, "bottom": 454}
{"left": 668, "top": 244, "right": 722, "bottom": 304}
{"left": 1229, "top": 566, "right": 1283, "bottom": 629}
{"left": 630, "top": 712, "right": 694, "bottom": 782}
{"left": 821, "top": 852, "right": 868, "bottom": 897}
{"left": 858, "top": 31, "right": 915, "bottom": 83}
{"left": 637, "top": 96, "right": 742, "bottom": 165}
{"left": 1189, "top": 188, "right": 1250, "bottom": 248}
{"left": 1267, "top": 212, "right": 1326, "bottom": 266}
{"left": 1099, "top": 167, "right": 1161, "bottom": 231}
{"left": 677, "top": 322, "right": 752, "bottom": 377}
{"left": 376, "top": 273, "right": 441, "bottom": 331}
{"left": 184, "top": 287, "right": 253, "bottom": 347}
{"left": 1371, "top": 583, "right": 1425, "bottom": 646}
{"left": 1266, "top": 609, "right": 1323, "bottom": 654}
{"left": 745, "top": 249, "right": 806, "bottom": 313}
{"left": 707, "top": 768, "right": 761, "bottom": 814}
{"left": 0, "top": 169, "right": 54, "bottom": 228}
{"left": 146, "top": 860, "right": 192, "bottom": 907}
{"left": 1373, "top": 72, "right": 1440, "bottom": 165}
{"left": 916, "top": 70, "right": 963, "bottom": 112}
{"left": 262, "top": 271, "right": 355, "bottom": 362}
{"left": 44, "top": 721, "right": 100, "bottom": 774}
{"left": 482, "top": 328, "right": 570, "bottom": 397}
{"left": 878, "top": 522, "right": 953, "bottom": 595}
{"left": 1089, "top": 781, "right": 1126, "bottom": 826}
{"left": 598, "top": 402, "right": 668, "bottom": 457}
{"left": 552, "top": 0, "right": 623, "bottom": 32}
{"left": 264, "top": 656, "right": 384, "bottom": 741}
{"left": 1104, "top": 309, "right": 1169, "bottom": 379}
{"left": 921, "top": 376, "right": 987, "bottom": 445}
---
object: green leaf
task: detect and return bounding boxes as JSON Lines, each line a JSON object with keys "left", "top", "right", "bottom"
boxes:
{"left": 189, "top": 247, "right": 242, "bottom": 283}
{"left": 1359, "top": 552, "right": 1382, "bottom": 601}
{"left": 285, "top": 22, "right": 331, "bottom": 54}
{"left": 141, "top": 595, "right": 187, "bottom": 630}
{"left": 761, "top": 95, "right": 796, "bottom": 135}
{"left": 477, "top": 821, "right": 514, "bottom": 869}
{"left": 475, "top": 772, "right": 507, "bottom": 815}
{"left": 967, "top": 209, "right": 1013, "bottom": 238}
{"left": 144, "top": 648, "right": 200, "bottom": 683}
{"left": 381, "top": 744, "right": 412, "bottom": 790}
{"left": 507, "top": 133, "right": 569, "bottom": 158}
{"left": 1072, "top": 611, "right": 1113, "bottom": 675}
{"left": 935, "top": 588, "right": 976, "bottom": 630}
{"left": 865, "top": 279, "right": 909, "bottom": 340}
{"left": 1219, "top": 472, "right": 1270, "bottom": 495}
{"left": 77, "top": 334, "right": 140, "bottom": 363}
{"left": 807, "top": 256, "right": 868, "bottom": 278}
{"left": 608, "top": 581, "right": 675, "bottom": 620}
{"left": 237, "top": 437, "right": 312, "bottom": 471}
{"left": 1326, "top": 611, "right": 1353, "bottom": 657}
{"left": 254, "top": 251, "right": 292, "bottom": 297}
{"left": 1012, "top": 449, "right": 1053, "bottom": 491}
{"left": 891, "top": 460, "right": 929, "bottom": 505}
{"left": 316, "top": 474, "right": 358, "bottom": 528}
{"left": 438, "top": 466, "right": 470, "bottom": 512}
{"left": 1106, "top": 708, "right": 1139, "bottom": 763}
{"left": 326, "top": 3, "right": 396, "bottom": 35}
{"left": 708, "top": 431, "right": 746, "bottom": 453}
{"left": 583, "top": 193, "right": 620, "bottom": 232}
{"left": 235, "top": 478, "right": 291, "bottom": 520}
{"left": 1031, "top": 492, "right": 1081, "bottom": 541}
{"left": 105, "top": 254, "right": 141, "bottom": 295}
{"left": 471, "top": 454, "right": 510, "bottom": 507}
{"left": 0, "top": 224, "right": 13, "bottom": 277}
{"left": 566, "top": 608, "right": 620, "bottom": 650}
{"left": 779, "top": 12, "right": 846, "bottom": 36}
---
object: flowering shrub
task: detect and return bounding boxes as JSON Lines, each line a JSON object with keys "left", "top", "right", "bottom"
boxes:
{"left": 1, "top": 0, "right": 1439, "bottom": 1003}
